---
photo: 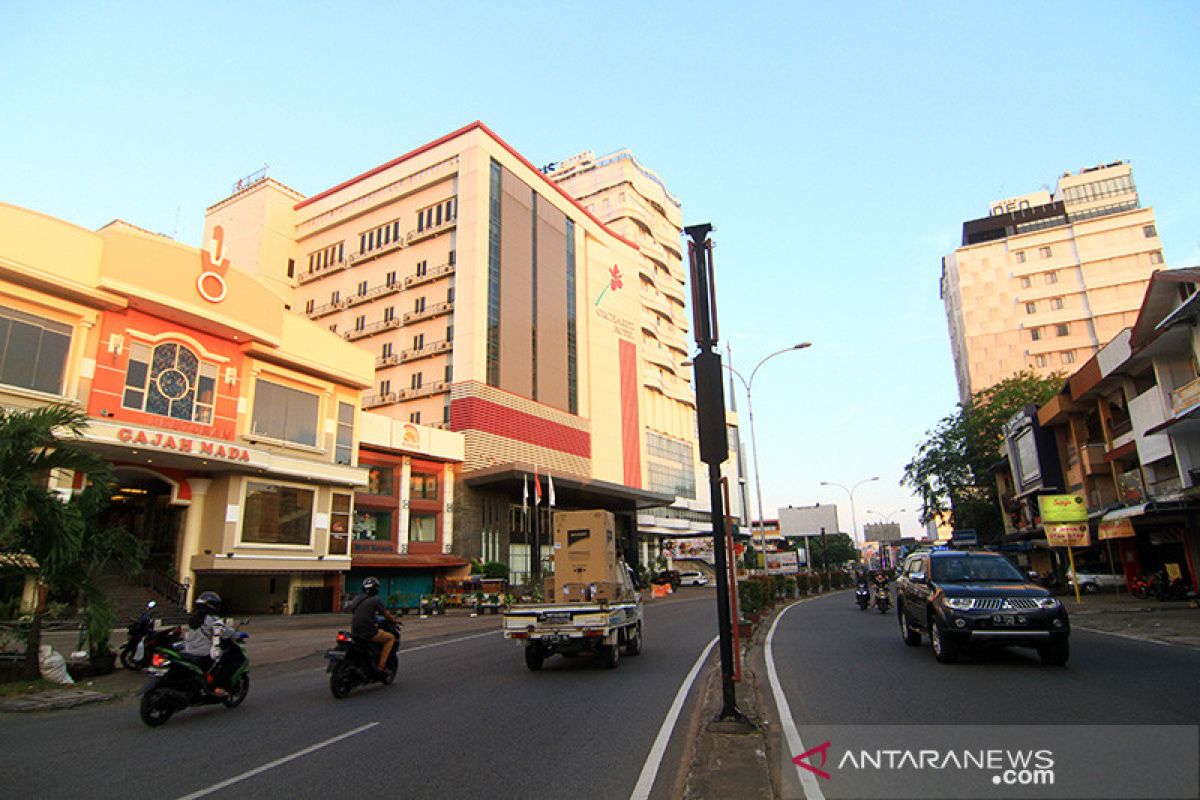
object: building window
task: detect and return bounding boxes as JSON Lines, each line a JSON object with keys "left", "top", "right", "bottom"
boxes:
{"left": 353, "top": 509, "right": 392, "bottom": 542}
{"left": 1045, "top": 271, "right": 1058, "bottom": 285}
{"left": 0, "top": 306, "right": 70, "bottom": 396}
{"left": 1035, "top": 355, "right": 1048, "bottom": 367}
{"left": 487, "top": 159, "right": 502, "bottom": 386}
{"left": 447, "top": 287, "right": 455, "bottom": 304}
{"left": 122, "top": 341, "right": 217, "bottom": 424}
{"left": 416, "top": 198, "right": 457, "bottom": 233}
{"left": 409, "top": 411, "right": 421, "bottom": 424}
{"left": 305, "top": 299, "right": 315, "bottom": 314}
{"left": 411, "top": 372, "right": 422, "bottom": 389}
{"left": 359, "top": 219, "right": 401, "bottom": 255}
{"left": 329, "top": 493, "right": 351, "bottom": 555}
{"left": 251, "top": 379, "right": 319, "bottom": 446}
{"left": 306, "top": 242, "right": 343, "bottom": 272}
{"left": 386, "top": 270, "right": 397, "bottom": 287}
{"left": 384, "top": 306, "right": 396, "bottom": 322}
{"left": 367, "top": 466, "right": 394, "bottom": 495}
{"left": 410, "top": 473, "right": 439, "bottom": 499}
{"left": 1051, "top": 297, "right": 1064, "bottom": 310}
{"left": 1062, "top": 351, "right": 1076, "bottom": 365}
{"left": 354, "top": 315, "right": 365, "bottom": 331}
{"left": 242, "top": 481, "right": 313, "bottom": 545}
{"left": 1030, "top": 328, "right": 1041, "bottom": 341}
{"left": 1150, "top": 251, "right": 1164, "bottom": 264}
{"left": 566, "top": 218, "right": 578, "bottom": 414}
{"left": 382, "top": 342, "right": 393, "bottom": 358}
{"left": 416, "top": 260, "right": 428, "bottom": 277}
{"left": 380, "top": 379, "right": 391, "bottom": 395}
{"left": 1025, "top": 302, "right": 1037, "bottom": 314}
{"left": 1056, "top": 323, "right": 1070, "bottom": 337}
{"left": 1143, "top": 225, "right": 1157, "bottom": 238}
{"left": 1039, "top": 246, "right": 1052, "bottom": 259}
{"left": 444, "top": 364, "right": 453, "bottom": 383}
{"left": 357, "top": 280, "right": 368, "bottom": 296}
{"left": 413, "top": 333, "right": 424, "bottom": 350}
{"left": 415, "top": 297, "right": 426, "bottom": 314}
{"left": 1019, "top": 276, "right": 1031, "bottom": 289}
{"left": 1015, "top": 251, "right": 1026, "bottom": 264}
{"left": 331, "top": 290, "right": 341, "bottom": 305}
{"left": 335, "top": 401, "right": 354, "bottom": 465}
{"left": 408, "top": 513, "right": 438, "bottom": 543}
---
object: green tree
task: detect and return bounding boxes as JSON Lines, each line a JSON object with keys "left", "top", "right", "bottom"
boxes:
{"left": 819, "top": 532, "right": 859, "bottom": 567}
{"left": 903, "top": 370, "right": 1063, "bottom": 544}
{"left": 0, "top": 405, "right": 143, "bottom": 677}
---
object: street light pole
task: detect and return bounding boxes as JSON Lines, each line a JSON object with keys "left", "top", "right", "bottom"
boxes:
{"left": 820, "top": 476, "right": 880, "bottom": 545}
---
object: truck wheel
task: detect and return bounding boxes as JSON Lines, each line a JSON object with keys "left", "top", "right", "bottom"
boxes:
{"left": 600, "top": 643, "right": 620, "bottom": 669}
{"left": 623, "top": 623, "right": 643, "bottom": 656}
{"left": 524, "top": 647, "right": 544, "bottom": 671}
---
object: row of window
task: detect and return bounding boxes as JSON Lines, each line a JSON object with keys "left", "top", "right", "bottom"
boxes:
{"left": 1029, "top": 323, "right": 1070, "bottom": 341}
{"left": 1018, "top": 271, "right": 1059, "bottom": 289}
{"left": 350, "top": 508, "right": 440, "bottom": 544}
{"left": 1013, "top": 245, "right": 1054, "bottom": 264}
{"left": 360, "top": 219, "right": 402, "bottom": 256}
{"left": 416, "top": 198, "right": 457, "bottom": 233}
{"left": 1025, "top": 297, "right": 1066, "bottom": 314}
{"left": 1060, "top": 174, "right": 1136, "bottom": 204}
{"left": 1032, "top": 351, "right": 1077, "bottom": 368}
{"left": 243, "top": 481, "right": 441, "bottom": 548}
{"left": 377, "top": 363, "right": 453, "bottom": 396}
{"left": 364, "top": 465, "right": 439, "bottom": 498}
{"left": 307, "top": 242, "right": 344, "bottom": 272}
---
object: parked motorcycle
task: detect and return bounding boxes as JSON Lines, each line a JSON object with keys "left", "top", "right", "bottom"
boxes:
{"left": 326, "top": 617, "right": 401, "bottom": 699}
{"left": 119, "top": 601, "right": 181, "bottom": 671}
{"left": 855, "top": 583, "right": 870, "bottom": 610}
{"left": 875, "top": 583, "right": 891, "bottom": 614}
{"left": 137, "top": 621, "right": 250, "bottom": 727}
{"left": 1131, "top": 573, "right": 1154, "bottom": 600}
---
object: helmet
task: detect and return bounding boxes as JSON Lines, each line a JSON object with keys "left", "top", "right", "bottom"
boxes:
{"left": 196, "top": 590, "right": 221, "bottom": 614}
{"left": 362, "top": 577, "right": 381, "bottom": 595}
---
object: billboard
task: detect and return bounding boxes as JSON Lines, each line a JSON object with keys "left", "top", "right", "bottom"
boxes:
{"left": 661, "top": 537, "right": 714, "bottom": 564}
{"left": 766, "top": 550, "right": 799, "bottom": 575}
{"left": 779, "top": 504, "right": 840, "bottom": 536}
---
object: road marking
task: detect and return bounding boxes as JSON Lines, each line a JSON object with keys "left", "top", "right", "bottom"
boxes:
{"left": 629, "top": 635, "right": 717, "bottom": 800}
{"left": 766, "top": 602, "right": 826, "bottom": 800}
{"left": 311, "top": 630, "right": 501, "bottom": 672}
{"left": 175, "top": 722, "right": 379, "bottom": 800}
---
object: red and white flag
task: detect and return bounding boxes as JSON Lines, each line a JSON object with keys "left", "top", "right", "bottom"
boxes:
{"left": 533, "top": 466, "right": 543, "bottom": 506}
{"left": 547, "top": 473, "right": 556, "bottom": 508}
{"left": 522, "top": 474, "right": 528, "bottom": 514}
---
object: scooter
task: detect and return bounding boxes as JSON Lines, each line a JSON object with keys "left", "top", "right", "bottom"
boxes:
{"left": 119, "top": 601, "right": 181, "bottom": 671}
{"left": 326, "top": 617, "right": 401, "bottom": 699}
{"left": 855, "top": 582, "right": 870, "bottom": 610}
{"left": 875, "top": 583, "right": 891, "bottom": 614}
{"left": 138, "top": 621, "right": 250, "bottom": 727}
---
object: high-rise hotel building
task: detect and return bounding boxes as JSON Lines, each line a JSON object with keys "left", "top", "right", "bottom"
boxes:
{"left": 205, "top": 123, "right": 677, "bottom": 580}
{"left": 941, "top": 161, "right": 1167, "bottom": 401}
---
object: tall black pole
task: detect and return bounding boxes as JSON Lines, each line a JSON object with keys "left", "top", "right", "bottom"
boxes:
{"left": 686, "top": 223, "right": 742, "bottom": 721}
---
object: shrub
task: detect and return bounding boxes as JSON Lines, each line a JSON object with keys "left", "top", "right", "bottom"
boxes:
{"left": 783, "top": 577, "right": 798, "bottom": 598}
{"left": 738, "top": 579, "right": 769, "bottom": 615}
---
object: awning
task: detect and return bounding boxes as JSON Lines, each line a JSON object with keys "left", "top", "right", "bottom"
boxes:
{"left": 463, "top": 462, "right": 674, "bottom": 510}
{"left": 1102, "top": 503, "right": 1148, "bottom": 521}
{"left": 350, "top": 554, "right": 468, "bottom": 569}
{"left": 0, "top": 552, "right": 39, "bottom": 571}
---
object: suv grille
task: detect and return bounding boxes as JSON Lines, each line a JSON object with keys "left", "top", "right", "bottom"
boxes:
{"left": 971, "top": 598, "right": 1040, "bottom": 610}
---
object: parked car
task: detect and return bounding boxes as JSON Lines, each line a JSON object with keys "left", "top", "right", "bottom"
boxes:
{"left": 678, "top": 570, "right": 710, "bottom": 587}
{"left": 896, "top": 550, "right": 1070, "bottom": 666}
{"left": 1066, "top": 567, "right": 1125, "bottom": 594}
{"left": 651, "top": 570, "right": 681, "bottom": 589}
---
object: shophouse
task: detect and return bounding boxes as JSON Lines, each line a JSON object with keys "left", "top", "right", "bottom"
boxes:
{"left": 0, "top": 202, "right": 378, "bottom": 613}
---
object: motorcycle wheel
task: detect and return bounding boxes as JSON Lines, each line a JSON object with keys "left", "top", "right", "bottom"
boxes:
{"left": 879, "top": 599, "right": 890, "bottom": 614}
{"left": 120, "top": 646, "right": 139, "bottom": 671}
{"left": 223, "top": 674, "right": 250, "bottom": 708}
{"left": 330, "top": 661, "right": 356, "bottom": 699}
{"left": 381, "top": 658, "right": 398, "bottom": 686}
{"left": 139, "top": 689, "right": 174, "bottom": 727}
{"left": 1132, "top": 585, "right": 1149, "bottom": 600}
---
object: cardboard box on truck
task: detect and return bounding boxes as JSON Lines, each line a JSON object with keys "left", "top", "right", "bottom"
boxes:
{"left": 553, "top": 509, "right": 620, "bottom": 584}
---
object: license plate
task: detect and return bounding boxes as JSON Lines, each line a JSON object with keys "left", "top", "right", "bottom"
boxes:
{"left": 542, "top": 634, "right": 569, "bottom": 644}
{"left": 992, "top": 614, "right": 1027, "bottom": 626}
{"left": 542, "top": 612, "right": 572, "bottom": 625}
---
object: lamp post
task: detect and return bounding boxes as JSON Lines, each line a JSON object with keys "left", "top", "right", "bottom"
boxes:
{"left": 866, "top": 508, "right": 907, "bottom": 523}
{"left": 820, "top": 477, "right": 879, "bottom": 546}
{"left": 686, "top": 342, "right": 811, "bottom": 573}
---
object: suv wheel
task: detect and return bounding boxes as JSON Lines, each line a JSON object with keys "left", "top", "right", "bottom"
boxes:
{"left": 898, "top": 605, "right": 921, "bottom": 646}
{"left": 930, "top": 620, "right": 959, "bottom": 664}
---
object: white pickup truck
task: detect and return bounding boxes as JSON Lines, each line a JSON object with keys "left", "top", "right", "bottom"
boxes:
{"left": 502, "top": 572, "right": 644, "bottom": 670}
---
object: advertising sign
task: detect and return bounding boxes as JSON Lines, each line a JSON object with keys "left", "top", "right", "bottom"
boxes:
{"left": 951, "top": 529, "right": 977, "bottom": 546}
{"left": 1098, "top": 517, "right": 1136, "bottom": 540}
{"left": 661, "top": 536, "right": 715, "bottom": 564}
{"left": 766, "top": 550, "right": 799, "bottom": 575}
{"left": 1045, "top": 523, "right": 1090, "bottom": 548}
{"left": 1038, "top": 494, "right": 1087, "bottom": 523}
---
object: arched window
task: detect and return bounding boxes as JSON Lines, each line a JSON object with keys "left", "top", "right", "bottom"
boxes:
{"left": 122, "top": 341, "right": 217, "bottom": 424}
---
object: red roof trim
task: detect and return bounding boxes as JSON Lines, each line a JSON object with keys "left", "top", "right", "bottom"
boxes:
{"left": 293, "top": 121, "right": 639, "bottom": 252}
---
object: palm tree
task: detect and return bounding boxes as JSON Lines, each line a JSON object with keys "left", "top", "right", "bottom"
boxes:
{"left": 0, "top": 404, "right": 143, "bottom": 678}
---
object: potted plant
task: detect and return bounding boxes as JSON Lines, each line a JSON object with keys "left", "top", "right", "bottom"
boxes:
{"left": 80, "top": 600, "right": 118, "bottom": 675}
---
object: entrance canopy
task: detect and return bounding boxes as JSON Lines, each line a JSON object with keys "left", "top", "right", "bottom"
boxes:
{"left": 463, "top": 463, "right": 673, "bottom": 511}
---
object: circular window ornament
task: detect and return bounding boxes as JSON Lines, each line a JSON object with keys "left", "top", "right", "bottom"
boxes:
{"left": 197, "top": 271, "right": 227, "bottom": 303}
{"left": 156, "top": 368, "right": 190, "bottom": 401}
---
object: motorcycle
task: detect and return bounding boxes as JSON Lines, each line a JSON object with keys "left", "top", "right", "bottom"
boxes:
{"left": 875, "top": 583, "right": 890, "bottom": 614}
{"left": 326, "top": 617, "right": 401, "bottom": 699}
{"left": 119, "top": 601, "right": 181, "bottom": 671}
{"left": 1131, "top": 573, "right": 1154, "bottom": 600}
{"left": 138, "top": 620, "right": 250, "bottom": 727}
{"left": 855, "top": 583, "right": 870, "bottom": 610}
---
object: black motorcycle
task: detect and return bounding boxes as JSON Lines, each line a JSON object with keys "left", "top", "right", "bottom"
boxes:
{"left": 855, "top": 582, "right": 870, "bottom": 610}
{"left": 138, "top": 624, "right": 250, "bottom": 727}
{"left": 326, "top": 618, "right": 401, "bottom": 699}
{"left": 874, "top": 582, "right": 890, "bottom": 614}
{"left": 119, "top": 601, "right": 181, "bottom": 671}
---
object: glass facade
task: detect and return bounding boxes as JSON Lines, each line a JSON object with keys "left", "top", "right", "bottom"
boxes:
{"left": 0, "top": 306, "right": 69, "bottom": 395}
{"left": 486, "top": 159, "right": 502, "bottom": 386}
{"left": 242, "top": 482, "right": 314, "bottom": 545}
{"left": 566, "top": 219, "right": 578, "bottom": 414}
{"left": 251, "top": 379, "right": 319, "bottom": 446}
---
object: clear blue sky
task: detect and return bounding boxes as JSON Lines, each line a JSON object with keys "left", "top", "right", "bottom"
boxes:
{"left": 4, "top": 2, "right": 1198, "bottom": 538}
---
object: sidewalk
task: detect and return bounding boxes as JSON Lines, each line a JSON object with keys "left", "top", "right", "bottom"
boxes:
{"left": 1058, "top": 590, "right": 1200, "bottom": 648}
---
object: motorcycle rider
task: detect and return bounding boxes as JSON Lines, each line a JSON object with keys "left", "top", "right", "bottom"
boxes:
{"left": 348, "top": 577, "right": 399, "bottom": 677}
{"left": 181, "top": 590, "right": 241, "bottom": 697}
{"left": 871, "top": 569, "right": 890, "bottom": 607}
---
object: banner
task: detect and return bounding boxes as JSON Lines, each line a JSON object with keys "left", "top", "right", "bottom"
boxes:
{"left": 1098, "top": 517, "right": 1136, "bottom": 540}
{"left": 1045, "top": 522, "right": 1090, "bottom": 547}
{"left": 1039, "top": 494, "right": 1088, "bottom": 523}
{"left": 766, "top": 550, "right": 799, "bottom": 575}
{"left": 661, "top": 537, "right": 715, "bottom": 564}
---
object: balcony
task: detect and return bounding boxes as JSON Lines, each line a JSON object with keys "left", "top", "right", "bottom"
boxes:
{"left": 1171, "top": 376, "right": 1200, "bottom": 416}
{"left": 406, "top": 218, "right": 457, "bottom": 246}
{"left": 403, "top": 300, "right": 453, "bottom": 325}
{"left": 297, "top": 259, "right": 349, "bottom": 284}
{"left": 375, "top": 353, "right": 401, "bottom": 368}
{"left": 363, "top": 392, "right": 398, "bottom": 409}
{"left": 345, "top": 281, "right": 402, "bottom": 307}
{"left": 405, "top": 262, "right": 455, "bottom": 289}
{"left": 306, "top": 300, "right": 344, "bottom": 319}
{"left": 400, "top": 339, "right": 453, "bottom": 363}
{"left": 1080, "top": 443, "right": 1107, "bottom": 475}
{"left": 348, "top": 239, "right": 404, "bottom": 267}
{"left": 398, "top": 381, "right": 449, "bottom": 400}
{"left": 343, "top": 317, "right": 401, "bottom": 341}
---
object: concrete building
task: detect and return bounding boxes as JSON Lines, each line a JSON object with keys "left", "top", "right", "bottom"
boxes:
{"left": 941, "top": 161, "right": 1166, "bottom": 401}
{"left": 545, "top": 150, "right": 747, "bottom": 549}
{"left": 205, "top": 123, "right": 675, "bottom": 586}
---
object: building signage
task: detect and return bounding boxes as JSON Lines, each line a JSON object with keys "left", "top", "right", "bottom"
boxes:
{"left": 1038, "top": 494, "right": 1087, "bottom": 523}
{"left": 117, "top": 427, "right": 252, "bottom": 463}
{"left": 1098, "top": 517, "right": 1136, "bottom": 540}
{"left": 766, "top": 550, "right": 799, "bottom": 575}
{"left": 661, "top": 536, "right": 715, "bottom": 564}
{"left": 197, "top": 225, "right": 230, "bottom": 304}
{"left": 1045, "top": 522, "right": 1090, "bottom": 548}
{"left": 951, "top": 529, "right": 977, "bottom": 546}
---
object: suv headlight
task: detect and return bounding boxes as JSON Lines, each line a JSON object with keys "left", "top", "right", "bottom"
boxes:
{"left": 945, "top": 598, "right": 975, "bottom": 610}
{"left": 1036, "top": 598, "right": 1061, "bottom": 609}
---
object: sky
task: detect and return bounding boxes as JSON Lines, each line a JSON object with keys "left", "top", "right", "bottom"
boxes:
{"left": 3, "top": 2, "right": 1198, "bottom": 540}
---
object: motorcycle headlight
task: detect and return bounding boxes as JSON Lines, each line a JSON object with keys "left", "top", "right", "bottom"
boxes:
{"left": 945, "top": 598, "right": 975, "bottom": 610}
{"left": 1037, "top": 597, "right": 1061, "bottom": 609}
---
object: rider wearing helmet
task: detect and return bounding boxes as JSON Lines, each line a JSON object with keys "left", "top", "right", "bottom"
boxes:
{"left": 348, "top": 577, "right": 399, "bottom": 676}
{"left": 182, "top": 590, "right": 240, "bottom": 696}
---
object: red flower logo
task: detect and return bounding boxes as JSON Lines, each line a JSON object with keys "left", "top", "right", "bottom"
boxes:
{"left": 609, "top": 265, "right": 623, "bottom": 291}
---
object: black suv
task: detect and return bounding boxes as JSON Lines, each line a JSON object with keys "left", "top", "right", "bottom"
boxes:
{"left": 896, "top": 550, "right": 1070, "bottom": 665}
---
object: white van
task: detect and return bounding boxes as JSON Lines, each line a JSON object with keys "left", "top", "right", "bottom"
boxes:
{"left": 678, "top": 570, "right": 710, "bottom": 586}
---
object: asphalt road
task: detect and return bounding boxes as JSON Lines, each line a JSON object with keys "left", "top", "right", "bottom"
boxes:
{"left": 2, "top": 590, "right": 720, "bottom": 800}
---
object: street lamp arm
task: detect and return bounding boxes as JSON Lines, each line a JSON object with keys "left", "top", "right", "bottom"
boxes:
{"left": 747, "top": 342, "right": 812, "bottom": 390}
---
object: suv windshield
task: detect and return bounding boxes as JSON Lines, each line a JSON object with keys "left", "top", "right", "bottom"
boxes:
{"left": 930, "top": 555, "right": 1024, "bottom": 583}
